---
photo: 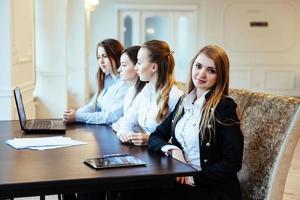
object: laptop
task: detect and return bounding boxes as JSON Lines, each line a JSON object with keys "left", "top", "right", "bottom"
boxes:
{"left": 13, "top": 87, "right": 66, "bottom": 134}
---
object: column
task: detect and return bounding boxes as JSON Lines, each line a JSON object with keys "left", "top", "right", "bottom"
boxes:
{"left": 35, "top": 0, "right": 68, "bottom": 118}
{"left": 0, "top": 0, "right": 35, "bottom": 120}
{"left": 0, "top": 0, "right": 12, "bottom": 120}
{"left": 66, "top": 0, "right": 90, "bottom": 109}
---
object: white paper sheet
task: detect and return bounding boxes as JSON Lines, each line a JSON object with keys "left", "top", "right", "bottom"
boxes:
{"left": 5, "top": 136, "right": 87, "bottom": 150}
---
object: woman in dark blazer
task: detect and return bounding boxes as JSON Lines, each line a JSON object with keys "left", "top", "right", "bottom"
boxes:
{"left": 148, "top": 45, "right": 244, "bottom": 200}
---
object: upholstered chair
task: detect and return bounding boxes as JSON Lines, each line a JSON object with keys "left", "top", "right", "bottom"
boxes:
{"left": 230, "top": 89, "right": 300, "bottom": 200}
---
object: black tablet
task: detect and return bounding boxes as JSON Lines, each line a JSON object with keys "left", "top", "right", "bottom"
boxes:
{"left": 84, "top": 153, "right": 146, "bottom": 169}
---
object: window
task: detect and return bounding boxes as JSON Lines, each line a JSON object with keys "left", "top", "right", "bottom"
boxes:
{"left": 118, "top": 4, "right": 198, "bottom": 82}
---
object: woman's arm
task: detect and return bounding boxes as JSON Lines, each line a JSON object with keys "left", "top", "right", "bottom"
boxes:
{"left": 147, "top": 112, "right": 174, "bottom": 151}
{"left": 117, "top": 92, "right": 143, "bottom": 138}
{"left": 148, "top": 98, "right": 182, "bottom": 151}
{"left": 63, "top": 94, "right": 97, "bottom": 123}
{"left": 76, "top": 83, "right": 128, "bottom": 125}
{"left": 76, "top": 94, "right": 98, "bottom": 114}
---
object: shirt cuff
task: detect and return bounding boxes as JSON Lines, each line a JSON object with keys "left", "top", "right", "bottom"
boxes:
{"left": 186, "top": 176, "right": 195, "bottom": 187}
{"left": 161, "top": 145, "right": 181, "bottom": 154}
{"left": 116, "top": 130, "right": 135, "bottom": 137}
{"left": 76, "top": 112, "right": 87, "bottom": 123}
{"left": 111, "top": 122, "right": 118, "bottom": 132}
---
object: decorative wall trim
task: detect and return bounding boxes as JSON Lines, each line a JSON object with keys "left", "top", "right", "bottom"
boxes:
{"left": 67, "top": 66, "right": 87, "bottom": 71}
{"left": 116, "top": 4, "right": 198, "bottom": 11}
{"left": 36, "top": 69, "right": 66, "bottom": 77}
{"left": 230, "top": 69, "right": 252, "bottom": 89}
{"left": 0, "top": 82, "right": 35, "bottom": 97}
{"left": 13, "top": 55, "right": 33, "bottom": 64}
{"left": 222, "top": 2, "right": 297, "bottom": 53}
{"left": 231, "top": 63, "right": 300, "bottom": 68}
{"left": 19, "top": 81, "right": 35, "bottom": 92}
{"left": 12, "top": 45, "right": 33, "bottom": 64}
{"left": 264, "top": 70, "right": 296, "bottom": 90}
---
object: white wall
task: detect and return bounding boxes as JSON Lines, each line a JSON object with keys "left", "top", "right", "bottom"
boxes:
{"left": 89, "top": 0, "right": 300, "bottom": 97}
{"left": 205, "top": 0, "right": 300, "bottom": 96}
{"left": 1, "top": 0, "right": 300, "bottom": 120}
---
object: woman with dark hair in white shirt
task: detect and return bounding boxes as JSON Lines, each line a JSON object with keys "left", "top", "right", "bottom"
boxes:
{"left": 112, "top": 45, "right": 146, "bottom": 132}
{"left": 63, "top": 38, "right": 130, "bottom": 125}
{"left": 116, "top": 39, "right": 183, "bottom": 146}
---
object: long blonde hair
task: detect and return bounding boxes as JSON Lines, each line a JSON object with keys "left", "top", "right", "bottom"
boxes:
{"left": 142, "top": 40, "right": 175, "bottom": 122}
{"left": 175, "top": 45, "right": 230, "bottom": 142}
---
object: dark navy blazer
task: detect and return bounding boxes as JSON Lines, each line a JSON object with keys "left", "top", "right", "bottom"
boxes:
{"left": 148, "top": 91, "right": 244, "bottom": 200}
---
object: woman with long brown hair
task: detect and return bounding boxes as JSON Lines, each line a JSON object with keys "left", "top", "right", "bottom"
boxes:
{"left": 116, "top": 40, "right": 183, "bottom": 146}
{"left": 63, "top": 38, "right": 129, "bottom": 125}
{"left": 148, "top": 45, "right": 244, "bottom": 200}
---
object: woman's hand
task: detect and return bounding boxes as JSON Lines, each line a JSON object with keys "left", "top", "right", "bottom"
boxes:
{"left": 128, "top": 133, "right": 149, "bottom": 146}
{"left": 176, "top": 176, "right": 190, "bottom": 184}
{"left": 117, "top": 132, "right": 148, "bottom": 145}
{"left": 63, "top": 108, "right": 76, "bottom": 123}
{"left": 168, "top": 149, "right": 194, "bottom": 186}
{"left": 117, "top": 133, "right": 132, "bottom": 143}
{"left": 170, "top": 148, "right": 186, "bottom": 163}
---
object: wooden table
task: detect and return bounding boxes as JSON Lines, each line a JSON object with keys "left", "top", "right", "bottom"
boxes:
{"left": 0, "top": 121, "right": 197, "bottom": 199}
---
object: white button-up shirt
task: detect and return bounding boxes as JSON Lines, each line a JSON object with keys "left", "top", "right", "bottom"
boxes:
{"left": 174, "top": 89, "right": 208, "bottom": 171}
{"left": 112, "top": 86, "right": 137, "bottom": 132}
{"left": 76, "top": 74, "right": 130, "bottom": 125}
{"left": 162, "top": 89, "right": 208, "bottom": 170}
{"left": 161, "top": 89, "right": 207, "bottom": 186}
{"left": 117, "top": 82, "right": 183, "bottom": 136}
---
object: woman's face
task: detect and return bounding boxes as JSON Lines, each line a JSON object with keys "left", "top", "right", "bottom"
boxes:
{"left": 135, "top": 48, "right": 157, "bottom": 82}
{"left": 97, "top": 46, "right": 115, "bottom": 74}
{"left": 192, "top": 53, "right": 217, "bottom": 91}
{"left": 118, "top": 53, "right": 138, "bottom": 82}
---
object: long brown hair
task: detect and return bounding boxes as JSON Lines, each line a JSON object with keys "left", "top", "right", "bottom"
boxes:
{"left": 175, "top": 45, "right": 230, "bottom": 142}
{"left": 142, "top": 40, "right": 175, "bottom": 122}
{"left": 95, "top": 39, "right": 124, "bottom": 110}
{"left": 122, "top": 46, "right": 146, "bottom": 96}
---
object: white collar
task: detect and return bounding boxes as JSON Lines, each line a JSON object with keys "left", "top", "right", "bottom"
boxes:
{"left": 183, "top": 89, "right": 208, "bottom": 114}
{"left": 143, "top": 82, "right": 156, "bottom": 95}
{"left": 106, "top": 73, "right": 119, "bottom": 81}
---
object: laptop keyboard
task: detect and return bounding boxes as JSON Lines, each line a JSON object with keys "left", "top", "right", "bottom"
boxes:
{"left": 33, "top": 121, "right": 51, "bottom": 129}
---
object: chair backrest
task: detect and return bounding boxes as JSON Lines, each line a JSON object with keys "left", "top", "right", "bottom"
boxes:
{"left": 229, "top": 89, "right": 300, "bottom": 200}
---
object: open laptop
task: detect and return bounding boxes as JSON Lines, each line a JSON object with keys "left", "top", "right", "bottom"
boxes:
{"left": 13, "top": 87, "right": 66, "bottom": 134}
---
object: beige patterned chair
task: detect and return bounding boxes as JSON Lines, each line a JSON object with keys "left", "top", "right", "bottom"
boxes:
{"left": 229, "top": 89, "right": 300, "bottom": 200}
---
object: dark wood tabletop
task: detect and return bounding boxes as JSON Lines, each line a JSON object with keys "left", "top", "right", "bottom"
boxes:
{"left": 0, "top": 121, "right": 197, "bottom": 198}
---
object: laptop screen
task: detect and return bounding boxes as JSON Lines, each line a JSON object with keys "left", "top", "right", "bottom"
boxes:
{"left": 13, "top": 87, "right": 27, "bottom": 129}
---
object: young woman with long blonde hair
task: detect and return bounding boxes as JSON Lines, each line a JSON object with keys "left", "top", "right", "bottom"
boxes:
{"left": 148, "top": 45, "right": 243, "bottom": 200}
